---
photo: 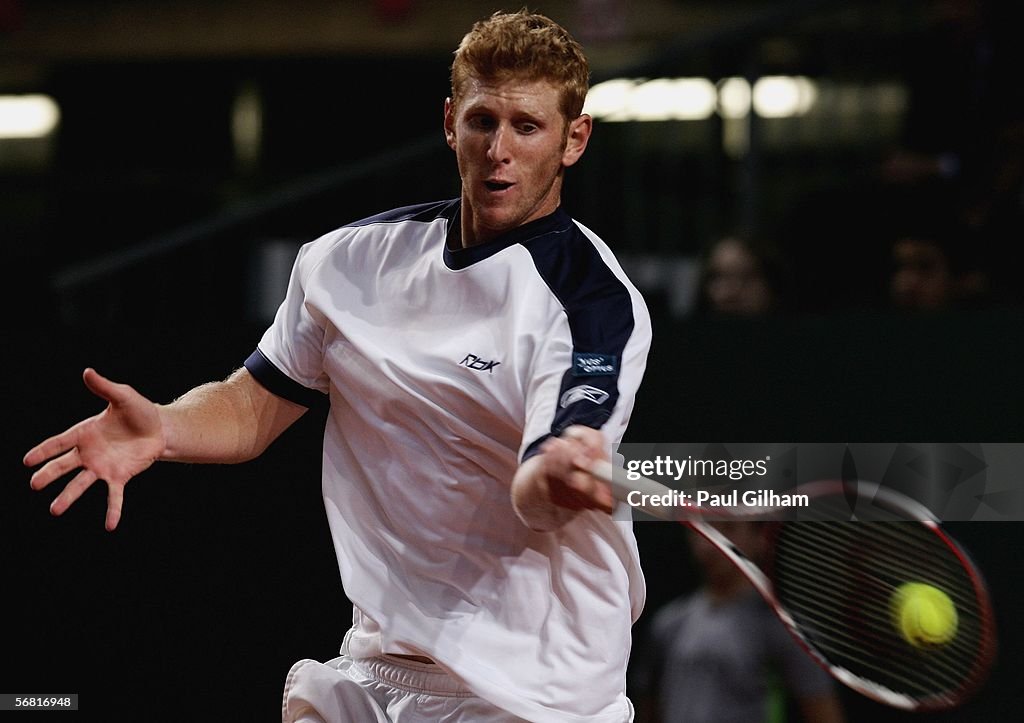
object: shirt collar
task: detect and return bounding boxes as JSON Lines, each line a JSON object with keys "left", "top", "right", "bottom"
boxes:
{"left": 442, "top": 199, "right": 573, "bottom": 270}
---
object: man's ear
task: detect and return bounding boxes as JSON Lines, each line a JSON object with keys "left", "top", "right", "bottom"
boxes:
{"left": 444, "top": 97, "right": 457, "bottom": 150}
{"left": 561, "top": 114, "right": 593, "bottom": 168}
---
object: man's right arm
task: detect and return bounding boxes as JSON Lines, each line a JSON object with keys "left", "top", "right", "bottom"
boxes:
{"left": 159, "top": 366, "right": 307, "bottom": 464}
{"left": 24, "top": 366, "right": 306, "bottom": 531}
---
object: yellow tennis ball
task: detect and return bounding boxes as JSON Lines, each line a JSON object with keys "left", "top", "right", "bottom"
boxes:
{"left": 891, "top": 582, "right": 958, "bottom": 648}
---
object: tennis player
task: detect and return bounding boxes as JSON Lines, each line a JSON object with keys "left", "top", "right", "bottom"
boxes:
{"left": 25, "top": 11, "right": 651, "bottom": 722}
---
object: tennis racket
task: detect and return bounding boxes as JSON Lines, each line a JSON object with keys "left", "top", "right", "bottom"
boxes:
{"left": 591, "top": 459, "right": 997, "bottom": 712}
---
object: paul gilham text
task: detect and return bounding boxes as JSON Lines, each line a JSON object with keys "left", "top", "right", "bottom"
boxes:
{"left": 625, "top": 489, "right": 809, "bottom": 509}
{"left": 698, "top": 489, "right": 809, "bottom": 508}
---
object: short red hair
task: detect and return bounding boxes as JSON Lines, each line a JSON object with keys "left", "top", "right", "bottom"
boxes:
{"left": 450, "top": 10, "right": 590, "bottom": 121}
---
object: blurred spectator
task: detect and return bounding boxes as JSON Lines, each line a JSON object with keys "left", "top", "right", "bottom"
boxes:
{"left": 882, "top": 0, "right": 1024, "bottom": 232}
{"left": 886, "top": 189, "right": 991, "bottom": 311}
{"left": 889, "top": 237, "right": 988, "bottom": 311}
{"left": 631, "top": 522, "right": 846, "bottom": 723}
{"left": 782, "top": 0, "right": 1024, "bottom": 315}
{"left": 694, "top": 235, "right": 790, "bottom": 316}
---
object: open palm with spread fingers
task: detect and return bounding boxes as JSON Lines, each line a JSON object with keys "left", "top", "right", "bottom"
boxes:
{"left": 23, "top": 368, "right": 165, "bottom": 531}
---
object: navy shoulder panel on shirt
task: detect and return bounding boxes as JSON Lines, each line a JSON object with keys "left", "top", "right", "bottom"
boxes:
{"left": 520, "top": 220, "right": 636, "bottom": 458}
{"left": 346, "top": 199, "right": 457, "bottom": 229}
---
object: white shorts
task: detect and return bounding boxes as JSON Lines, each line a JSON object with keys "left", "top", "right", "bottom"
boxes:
{"left": 281, "top": 652, "right": 528, "bottom": 723}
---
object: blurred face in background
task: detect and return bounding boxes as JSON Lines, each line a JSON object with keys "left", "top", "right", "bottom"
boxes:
{"left": 704, "top": 237, "right": 776, "bottom": 315}
{"left": 890, "top": 238, "right": 954, "bottom": 310}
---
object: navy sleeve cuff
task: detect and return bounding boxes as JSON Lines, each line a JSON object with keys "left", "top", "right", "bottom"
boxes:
{"left": 520, "top": 415, "right": 610, "bottom": 464}
{"left": 244, "top": 349, "right": 328, "bottom": 410}
{"left": 521, "top": 434, "right": 551, "bottom": 463}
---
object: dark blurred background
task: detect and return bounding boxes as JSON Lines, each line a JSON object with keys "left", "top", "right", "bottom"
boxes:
{"left": 4, "top": 1, "right": 1024, "bottom": 720}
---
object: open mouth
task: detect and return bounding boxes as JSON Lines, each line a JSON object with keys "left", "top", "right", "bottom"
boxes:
{"left": 484, "top": 180, "right": 513, "bottom": 192}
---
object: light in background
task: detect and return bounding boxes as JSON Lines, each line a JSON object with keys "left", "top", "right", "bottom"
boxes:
{"left": 717, "top": 77, "right": 753, "bottom": 119}
{"left": 584, "top": 75, "right": 819, "bottom": 121}
{"left": 752, "top": 76, "right": 818, "bottom": 118}
{"left": 0, "top": 94, "right": 60, "bottom": 171}
{"left": 629, "top": 78, "right": 717, "bottom": 121}
{"left": 583, "top": 75, "right": 906, "bottom": 160}
{"left": 0, "top": 94, "right": 60, "bottom": 138}
{"left": 584, "top": 77, "right": 717, "bottom": 121}
{"left": 231, "top": 81, "right": 263, "bottom": 173}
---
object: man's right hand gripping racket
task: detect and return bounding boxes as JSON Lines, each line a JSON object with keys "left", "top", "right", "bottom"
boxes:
{"left": 591, "top": 460, "right": 997, "bottom": 712}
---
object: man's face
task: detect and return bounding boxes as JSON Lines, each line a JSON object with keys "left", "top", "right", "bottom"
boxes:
{"left": 444, "top": 76, "right": 590, "bottom": 247}
{"left": 705, "top": 238, "right": 774, "bottom": 315}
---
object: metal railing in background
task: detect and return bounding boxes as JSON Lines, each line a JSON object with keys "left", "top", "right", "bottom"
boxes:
{"left": 51, "top": 133, "right": 442, "bottom": 294}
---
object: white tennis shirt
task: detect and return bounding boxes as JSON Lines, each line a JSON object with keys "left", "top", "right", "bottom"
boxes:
{"left": 246, "top": 199, "right": 651, "bottom": 722}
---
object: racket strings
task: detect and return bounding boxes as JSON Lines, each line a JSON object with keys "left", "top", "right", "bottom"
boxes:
{"left": 785, "top": 524, "right": 982, "bottom": 666}
{"left": 772, "top": 540, "right": 977, "bottom": 692}
{"left": 779, "top": 523, "right": 985, "bottom": 697}
{"left": 769, "top": 521, "right": 992, "bottom": 707}
{"left": 773, "top": 523, "right": 978, "bottom": 616}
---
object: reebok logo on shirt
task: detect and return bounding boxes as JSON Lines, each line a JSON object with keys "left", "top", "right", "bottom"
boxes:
{"left": 460, "top": 353, "right": 501, "bottom": 373}
{"left": 559, "top": 384, "right": 610, "bottom": 408}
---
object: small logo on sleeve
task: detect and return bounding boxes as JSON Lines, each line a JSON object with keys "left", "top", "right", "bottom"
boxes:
{"left": 572, "top": 352, "right": 618, "bottom": 377}
{"left": 560, "top": 384, "right": 610, "bottom": 408}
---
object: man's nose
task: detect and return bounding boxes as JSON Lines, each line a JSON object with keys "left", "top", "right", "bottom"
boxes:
{"left": 487, "top": 125, "right": 512, "bottom": 163}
